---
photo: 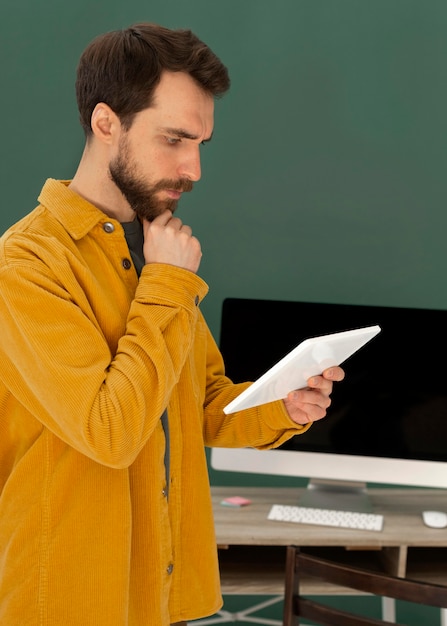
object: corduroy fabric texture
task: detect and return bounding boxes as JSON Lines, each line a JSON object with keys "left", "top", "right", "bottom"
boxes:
{"left": 0, "top": 179, "right": 307, "bottom": 625}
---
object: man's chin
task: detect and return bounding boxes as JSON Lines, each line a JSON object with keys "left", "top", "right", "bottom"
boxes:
{"left": 134, "top": 199, "right": 178, "bottom": 221}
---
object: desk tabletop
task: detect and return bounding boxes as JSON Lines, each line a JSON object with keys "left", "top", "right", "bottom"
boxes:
{"left": 212, "top": 485, "right": 447, "bottom": 548}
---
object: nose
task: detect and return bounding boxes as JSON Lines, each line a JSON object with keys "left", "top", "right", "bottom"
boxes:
{"left": 178, "top": 146, "right": 202, "bottom": 182}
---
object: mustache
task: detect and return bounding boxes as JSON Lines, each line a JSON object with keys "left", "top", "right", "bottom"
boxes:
{"left": 152, "top": 178, "right": 194, "bottom": 193}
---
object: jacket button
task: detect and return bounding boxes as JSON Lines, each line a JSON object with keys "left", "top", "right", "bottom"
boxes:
{"left": 167, "top": 563, "right": 174, "bottom": 575}
{"left": 103, "top": 222, "right": 115, "bottom": 233}
{"left": 194, "top": 295, "right": 199, "bottom": 306}
{"left": 122, "top": 258, "right": 132, "bottom": 270}
{"left": 162, "top": 488, "right": 168, "bottom": 497}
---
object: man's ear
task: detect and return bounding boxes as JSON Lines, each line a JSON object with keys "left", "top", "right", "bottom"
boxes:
{"left": 90, "top": 103, "right": 120, "bottom": 144}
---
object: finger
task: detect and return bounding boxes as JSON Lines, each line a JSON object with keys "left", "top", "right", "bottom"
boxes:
{"left": 305, "top": 367, "right": 345, "bottom": 389}
{"left": 151, "top": 209, "right": 173, "bottom": 226}
{"left": 180, "top": 224, "right": 192, "bottom": 236}
{"left": 304, "top": 375, "right": 332, "bottom": 391}
{"left": 322, "top": 366, "right": 345, "bottom": 382}
{"left": 287, "top": 388, "right": 331, "bottom": 409}
{"left": 284, "top": 393, "right": 330, "bottom": 424}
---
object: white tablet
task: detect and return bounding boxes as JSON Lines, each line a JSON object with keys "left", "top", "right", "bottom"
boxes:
{"left": 223, "top": 325, "right": 381, "bottom": 414}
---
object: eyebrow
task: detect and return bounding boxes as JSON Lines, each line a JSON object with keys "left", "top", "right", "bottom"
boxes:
{"left": 160, "top": 126, "right": 214, "bottom": 142}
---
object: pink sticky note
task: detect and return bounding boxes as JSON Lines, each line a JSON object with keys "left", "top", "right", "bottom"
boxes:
{"left": 220, "top": 496, "right": 252, "bottom": 507}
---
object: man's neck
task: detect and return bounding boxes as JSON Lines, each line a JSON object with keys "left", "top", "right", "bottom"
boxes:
{"left": 69, "top": 146, "right": 135, "bottom": 223}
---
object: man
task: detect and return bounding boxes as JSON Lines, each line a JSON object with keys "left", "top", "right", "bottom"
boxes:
{"left": 0, "top": 23, "right": 344, "bottom": 625}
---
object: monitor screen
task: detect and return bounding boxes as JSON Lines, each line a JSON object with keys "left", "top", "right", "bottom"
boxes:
{"left": 211, "top": 298, "right": 447, "bottom": 503}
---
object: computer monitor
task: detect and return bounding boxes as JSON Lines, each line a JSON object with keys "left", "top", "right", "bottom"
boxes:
{"left": 211, "top": 298, "right": 447, "bottom": 512}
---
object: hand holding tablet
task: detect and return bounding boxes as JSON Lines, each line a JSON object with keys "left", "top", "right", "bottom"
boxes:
{"left": 223, "top": 325, "right": 381, "bottom": 414}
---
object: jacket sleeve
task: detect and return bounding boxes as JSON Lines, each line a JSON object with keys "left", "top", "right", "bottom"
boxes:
{"left": 0, "top": 240, "right": 209, "bottom": 469}
{"left": 201, "top": 320, "right": 311, "bottom": 449}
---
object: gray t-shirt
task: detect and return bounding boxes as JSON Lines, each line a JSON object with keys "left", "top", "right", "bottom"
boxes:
{"left": 122, "top": 219, "right": 170, "bottom": 495}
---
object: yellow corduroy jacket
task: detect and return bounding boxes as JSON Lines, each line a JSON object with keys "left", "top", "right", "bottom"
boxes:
{"left": 0, "top": 179, "right": 308, "bottom": 626}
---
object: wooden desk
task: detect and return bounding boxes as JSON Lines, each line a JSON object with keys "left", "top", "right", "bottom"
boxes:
{"left": 207, "top": 486, "right": 447, "bottom": 624}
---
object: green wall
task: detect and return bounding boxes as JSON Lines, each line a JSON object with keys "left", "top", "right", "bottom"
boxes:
{"left": 4, "top": 0, "right": 447, "bottom": 482}
{"left": 2, "top": 0, "right": 447, "bottom": 339}
{"left": 2, "top": 2, "right": 446, "bottom": 624}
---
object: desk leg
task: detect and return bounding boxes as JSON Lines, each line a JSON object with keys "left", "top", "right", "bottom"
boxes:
{"left": 192, "top": 596, "right": 283, "bottom": 625}
{"left": 383, "top": 598, "right": 447, "bottom": 625}
{"left": 382, "top": 597, "right": 396, "bottom": 622}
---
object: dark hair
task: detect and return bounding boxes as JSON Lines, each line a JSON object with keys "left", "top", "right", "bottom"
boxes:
{"left": 75, "top": 22, "right": 230, "bottom": 136}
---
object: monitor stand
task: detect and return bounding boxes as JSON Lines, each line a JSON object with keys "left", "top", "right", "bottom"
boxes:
{"left": 298, "top": 478, "right": 373, "bottom": 513}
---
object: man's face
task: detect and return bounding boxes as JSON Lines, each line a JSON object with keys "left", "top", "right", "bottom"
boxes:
{"left": 108, "top": 71, "right": 215, "bottom": 221}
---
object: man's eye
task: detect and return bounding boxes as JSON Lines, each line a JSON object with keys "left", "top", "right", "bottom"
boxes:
{"left": 166, "top": 137, "right": 181, "bottom": 145}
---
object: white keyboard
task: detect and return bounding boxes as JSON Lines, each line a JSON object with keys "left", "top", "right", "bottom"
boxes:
{"left": 268, "top": 504, "right": 384, "bottom": 532}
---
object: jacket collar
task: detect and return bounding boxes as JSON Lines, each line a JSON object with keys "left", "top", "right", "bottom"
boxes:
{"left": 38, "top": 179, "right": 113, "bottom": 241}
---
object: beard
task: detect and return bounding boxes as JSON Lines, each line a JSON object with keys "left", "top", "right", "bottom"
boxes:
{"left": 109, "top": 136, "right": 193, "bottom": 221}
